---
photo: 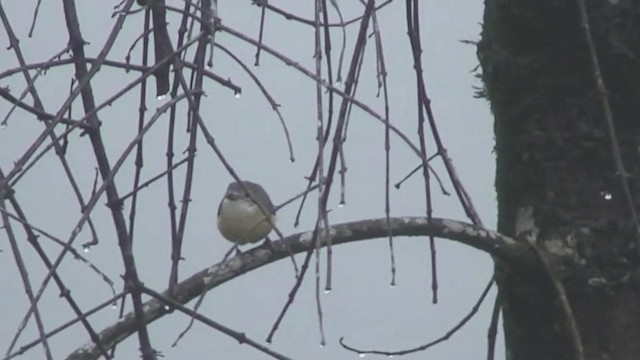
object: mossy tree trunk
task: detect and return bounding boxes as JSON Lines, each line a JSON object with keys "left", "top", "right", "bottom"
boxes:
{"left": 478, "top": 1, "right": 640, "bottom": 359}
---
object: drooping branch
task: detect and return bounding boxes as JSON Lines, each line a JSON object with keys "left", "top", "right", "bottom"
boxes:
{"left": 66, "top": 217, "right": 535, "bottom": 360}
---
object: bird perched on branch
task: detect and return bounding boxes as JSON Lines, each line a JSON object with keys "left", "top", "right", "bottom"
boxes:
{"left": 217, "top": 181, "right": 276, "bottom": 245}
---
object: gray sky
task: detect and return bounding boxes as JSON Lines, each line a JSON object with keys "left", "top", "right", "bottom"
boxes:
{"left": 0, "top": 1, "right": 500, "bottom": 359}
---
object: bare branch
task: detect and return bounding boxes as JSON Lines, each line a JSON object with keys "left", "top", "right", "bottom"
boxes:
{"left": 66, "top": 217, "right": 534, "bottom": 360}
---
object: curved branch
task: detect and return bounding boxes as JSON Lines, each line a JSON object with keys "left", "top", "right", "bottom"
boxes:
{"left": 66, "top": 217, "right": 534, "bottom": 360}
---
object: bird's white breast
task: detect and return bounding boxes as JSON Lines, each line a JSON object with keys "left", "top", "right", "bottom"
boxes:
{"left": 217, "top": 198, "right": 276, "bottom": 244}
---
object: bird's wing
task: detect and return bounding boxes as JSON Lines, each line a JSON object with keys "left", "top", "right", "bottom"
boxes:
{"left": 217, "top": 197, "right": 224, "bottom": 217}
{"left": 245, "top": 182, "right": 276, "bottom": 214}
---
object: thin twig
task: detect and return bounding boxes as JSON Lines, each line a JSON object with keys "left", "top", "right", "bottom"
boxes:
{"left": 406, "top": 0, "right": 438, "bottom": 303}
{"left": 0, "top": 175, "right": 54, "bottom": 360}
{"left": 257, "top": 0, "right": 393, "bottom": 29}
{"left": 575, "top": 0, "right": 640, "bottom": 249}
{"left": 486, "top": 287, "right": 501, "bottom": 360}
{"left": 0, "top": 206, "right": 116, "bottom": 297}
{"left": 118, "top": 155, "right": 192, "bottom": 203}
{"left": 254, "top": 2, "right": 266, "bottom": 66}
{"left": 140, "top": 286, "right": 293, "bottom": 360}
{"left": 215, "top": 43, "right": 295, "bottom": 162}
{"left": 164, "top": 0, "right": 193, "bottom": 293}
{"left": 312, "top": 0, "right": 327, "bottom": 345}
{"left": 3, "top": 292, "right": 125, "bottom": 360}
{"left": 363, "top": 0, "right": 395, "bottom": 287}
{"left": 27, "top": 0, "right": 43, "bottom": 37}
{"left": 339, "top": 277, "right": 495, "bottom": 356}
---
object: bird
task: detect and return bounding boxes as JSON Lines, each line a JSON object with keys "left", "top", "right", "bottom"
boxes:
{"left": 217, "top": 181, "right": 276, "bottom": 245}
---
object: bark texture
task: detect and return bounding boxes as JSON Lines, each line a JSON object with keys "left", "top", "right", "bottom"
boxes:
{"left": 478, "top": 0, "right": 640, "bottom": 359}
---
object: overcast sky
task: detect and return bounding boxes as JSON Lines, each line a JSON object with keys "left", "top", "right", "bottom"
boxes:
{"left": 0, "top": 1, "right": 500, "bottom": 359}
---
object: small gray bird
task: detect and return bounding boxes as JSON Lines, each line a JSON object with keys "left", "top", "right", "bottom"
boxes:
{"left": 217, "top": 181, "right": 276, "bottom": 245}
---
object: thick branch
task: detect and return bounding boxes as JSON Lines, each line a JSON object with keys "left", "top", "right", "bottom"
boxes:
{"left": 67, "top": 217, "right": 532, "bottom": 360}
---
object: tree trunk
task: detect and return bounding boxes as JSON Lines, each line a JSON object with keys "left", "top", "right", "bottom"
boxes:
{"left": 478, "top": 0, "right": 640, "bottom": 359}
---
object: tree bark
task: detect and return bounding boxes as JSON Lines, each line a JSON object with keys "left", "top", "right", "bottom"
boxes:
{"left": 478, "top": 0, "right": 640, "bottom": 359}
